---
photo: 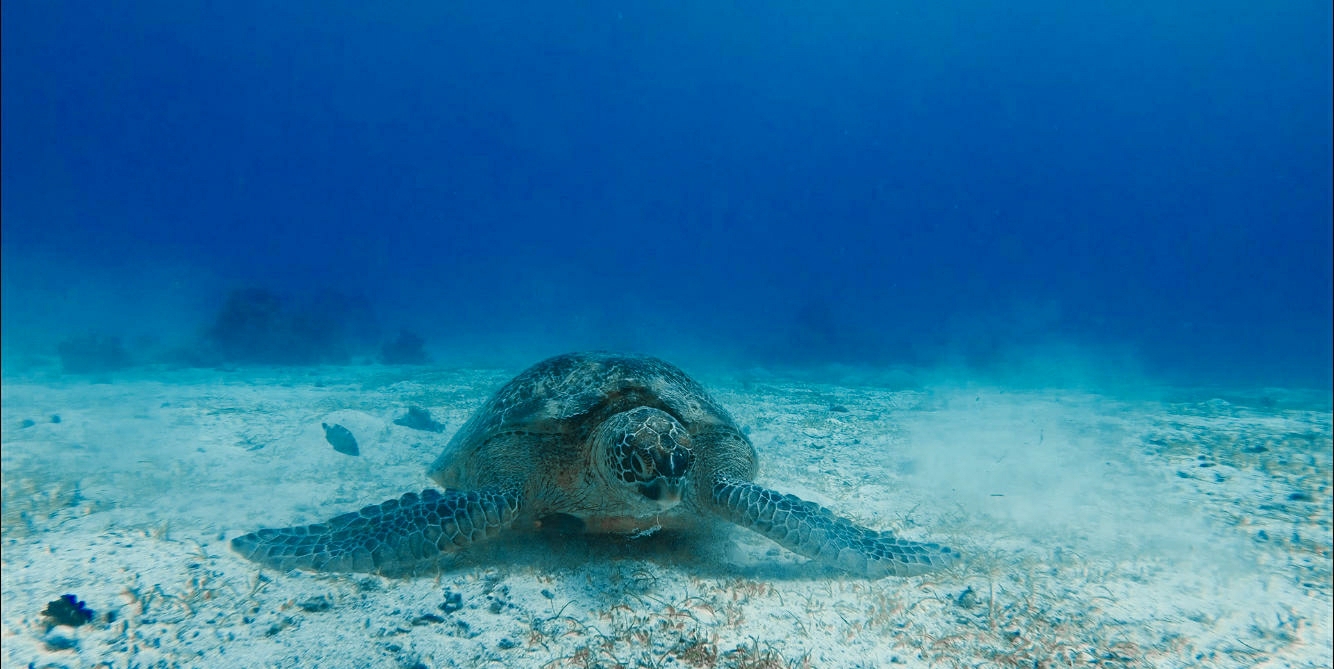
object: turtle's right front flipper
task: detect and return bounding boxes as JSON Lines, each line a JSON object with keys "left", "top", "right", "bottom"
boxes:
{"left": 231, "top": 487, "right": 521, "bottom": 573}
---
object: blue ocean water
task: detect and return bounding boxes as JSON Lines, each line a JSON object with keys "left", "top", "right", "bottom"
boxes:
{"left": 2, "top": 1, "right": 1330, "bottom": 388}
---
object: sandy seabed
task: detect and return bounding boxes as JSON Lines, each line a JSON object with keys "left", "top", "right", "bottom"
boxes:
{"left": 2, "top": 363, "right": 1330, "bottom": 668}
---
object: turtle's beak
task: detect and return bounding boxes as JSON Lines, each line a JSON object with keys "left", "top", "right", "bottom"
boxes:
{"left": 639, "top": 477, "right": 686, "bottom": 506}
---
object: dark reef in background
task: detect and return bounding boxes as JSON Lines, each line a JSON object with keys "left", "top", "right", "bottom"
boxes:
{"left": 56, "top": 334, "right": 130, "bottom": 374}
{"left": 380, "top": 330, "right": 431, "bottom": 365}
{"left": 42, "top": 287, "right": 395, "bottom": 371}
{"left": 206, "top": 288, "right": 376, "bottom": 366}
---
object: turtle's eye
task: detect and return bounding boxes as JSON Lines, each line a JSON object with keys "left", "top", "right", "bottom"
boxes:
{"left": 630, "top": 453, "right": 650, "bottom": 478}
{"left": 616, "top": 450, "right": 657, "bottom": 483}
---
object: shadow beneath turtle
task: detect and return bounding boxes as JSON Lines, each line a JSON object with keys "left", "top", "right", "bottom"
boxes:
{"left": 390, "top": 522, "right": 846, "bottom": 582}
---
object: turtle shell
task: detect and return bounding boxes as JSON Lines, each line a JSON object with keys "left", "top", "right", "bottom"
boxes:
{"left": 427, "top": 352, "right": 743, "bottom": 488}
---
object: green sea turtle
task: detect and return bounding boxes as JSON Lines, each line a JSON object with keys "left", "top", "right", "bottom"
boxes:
{"left": 232, "top": 352, "right": 958, "bottom": 577}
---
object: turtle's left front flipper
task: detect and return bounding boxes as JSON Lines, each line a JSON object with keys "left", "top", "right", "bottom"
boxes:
{"left": 231, "top": 487, "right": 521, "bottom": 574}
{"left": 704, "top": 478, "right": 958, "bottom": 577}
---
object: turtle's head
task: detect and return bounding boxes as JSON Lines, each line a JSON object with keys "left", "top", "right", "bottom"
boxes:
{"left": 593, "top": 407, "right": 694, "bottom": 510}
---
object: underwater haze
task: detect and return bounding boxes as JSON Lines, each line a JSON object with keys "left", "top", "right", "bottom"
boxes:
{"left": 3, "top": 0, "right": 1332, "bottom": 387}
{"left": 4, "top": 4, "right": 1334, "bottom": 668}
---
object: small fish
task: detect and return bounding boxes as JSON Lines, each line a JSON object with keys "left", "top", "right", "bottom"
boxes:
{"left": 322, "top": 423, "right": 359, "bottom": 456}
{"left": 393, "top": 406, "right": 445, "bottom": 433}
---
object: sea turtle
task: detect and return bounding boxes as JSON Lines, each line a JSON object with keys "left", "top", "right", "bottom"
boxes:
{"left": 232, "top": 352, "right": 958, "bottom": 577}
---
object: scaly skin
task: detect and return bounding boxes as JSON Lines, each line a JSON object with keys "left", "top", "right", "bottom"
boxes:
{"left": 230, "top": 487, "right": 521, "bottom": 573}
{"left": 705, "top": 477, "right": 959, "bottom": 577}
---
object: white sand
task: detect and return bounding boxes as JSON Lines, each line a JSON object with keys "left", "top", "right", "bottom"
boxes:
{"left": 2, "top": 364, "right": 1329, "bottom": 668}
